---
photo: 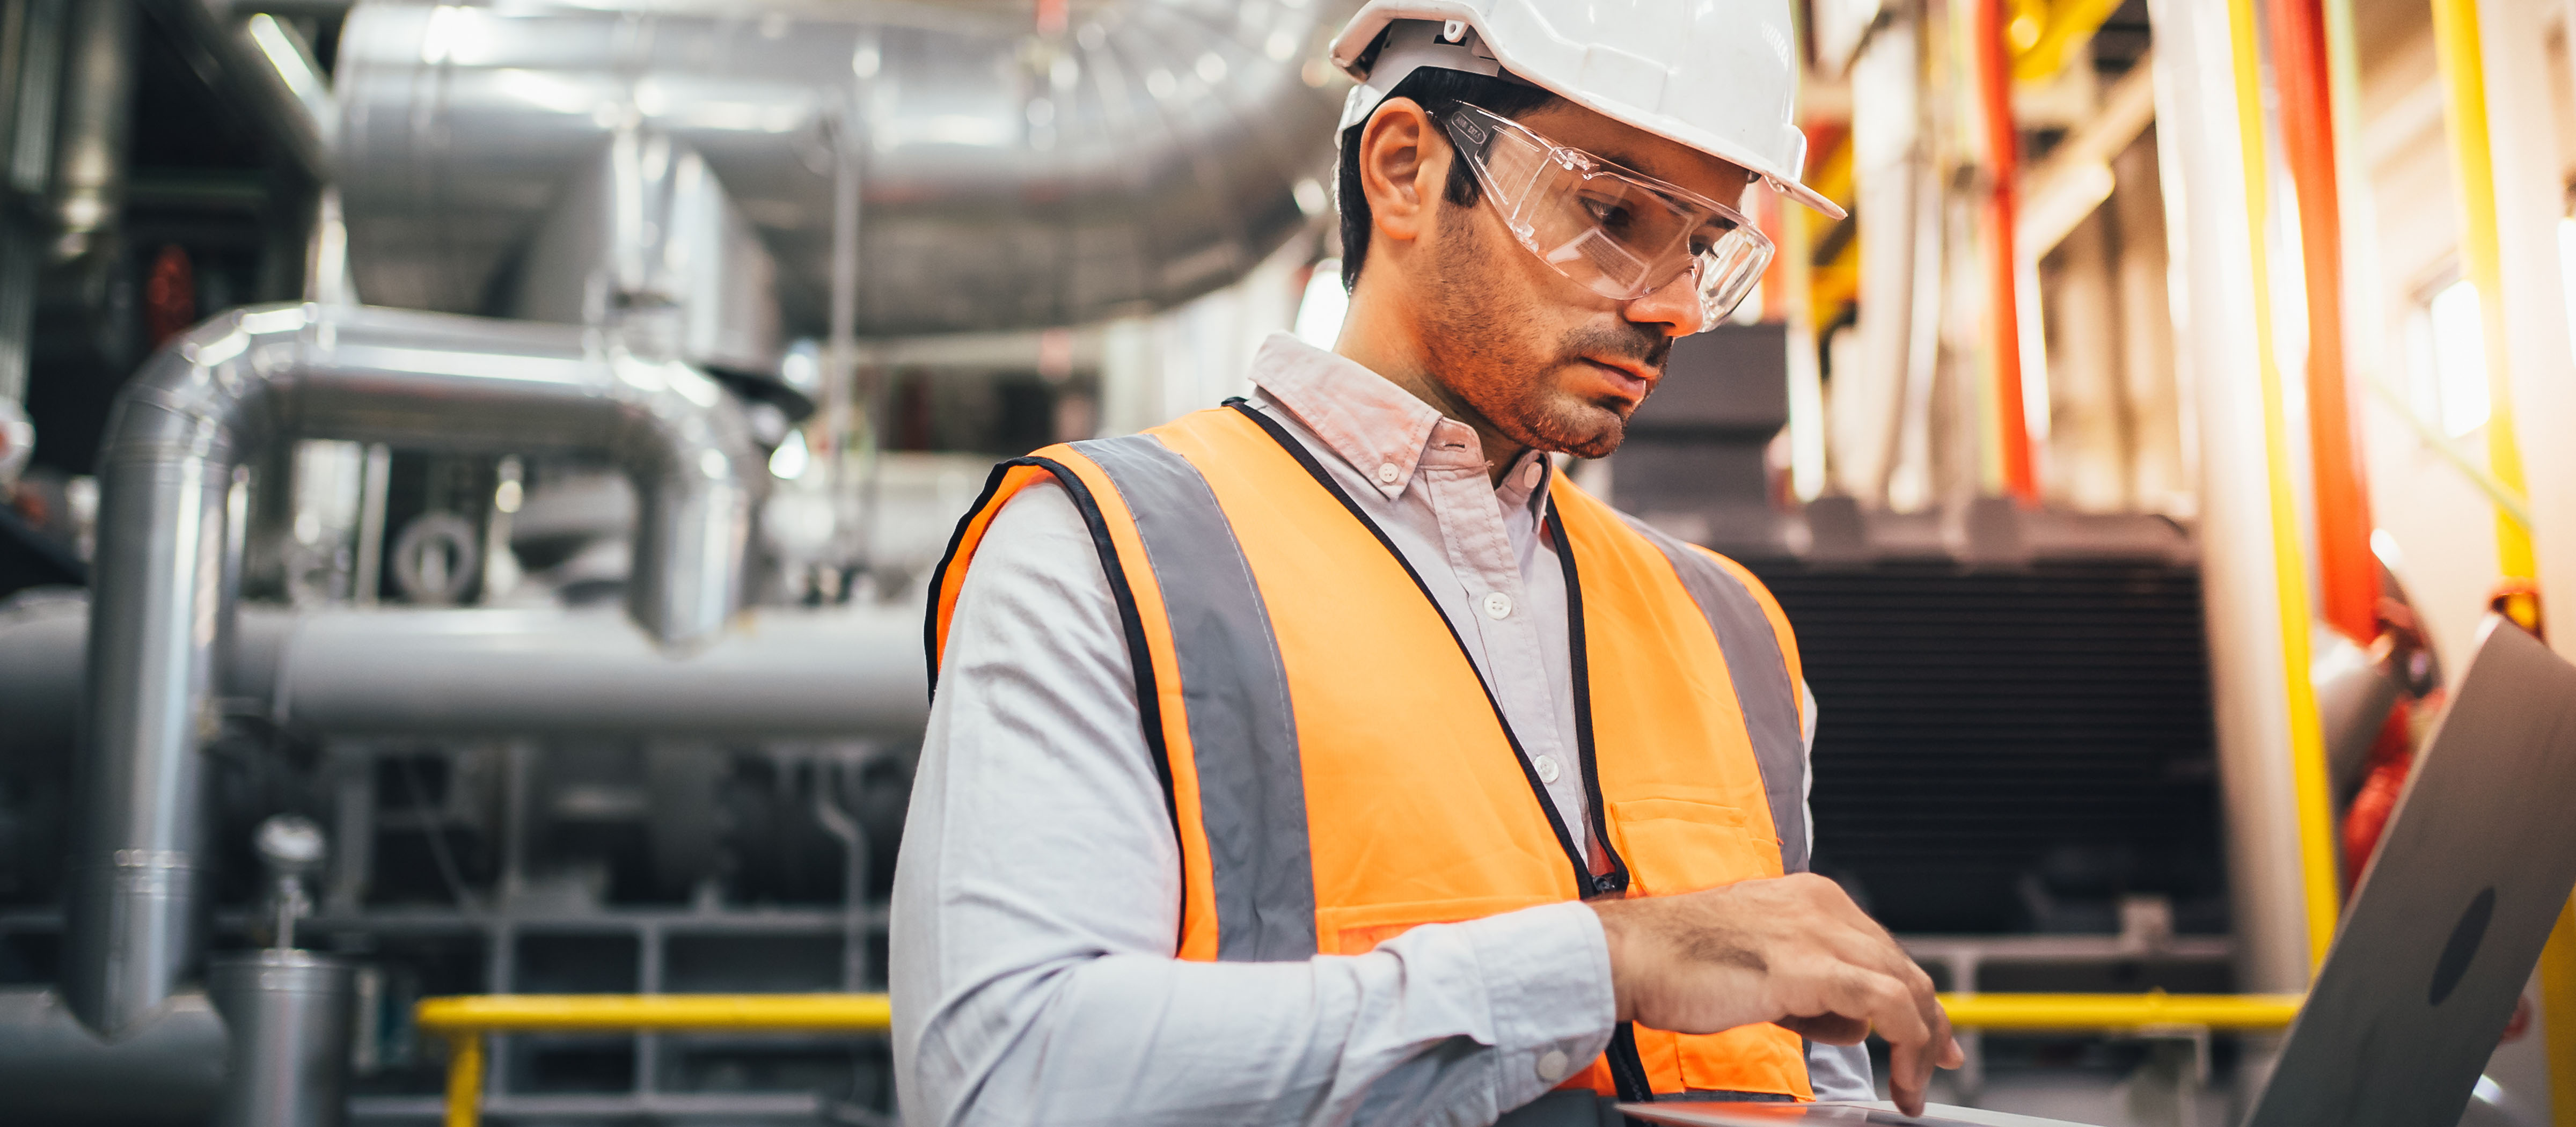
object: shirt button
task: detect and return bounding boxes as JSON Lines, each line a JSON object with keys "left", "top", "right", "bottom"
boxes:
{"left": 1375, "top": 462, "right": 1401, "bottom": 486}
{"left": 1482, "top": 591, "right": 1512, "bottom": 619}
{"left": 1523, "top": 461, "right": 1543, "bottom": 488}
{"left": 1536, "top": 1048, "right": 1571, "bottom": 1082}
{"left": 1534, "top": 755, "right": 1561, "bottom": 784}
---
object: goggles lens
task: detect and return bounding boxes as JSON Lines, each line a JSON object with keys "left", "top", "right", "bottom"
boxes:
{"left": 1441, "top": 103, "right": 1774, "bottom": 332}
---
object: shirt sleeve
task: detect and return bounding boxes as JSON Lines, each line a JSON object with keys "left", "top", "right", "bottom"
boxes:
{"left": 890, "top": 479, "right": 1617, "bottom": 1127}
{"left": 1792, "top": 679, "right": 1878, "bottom": 1101}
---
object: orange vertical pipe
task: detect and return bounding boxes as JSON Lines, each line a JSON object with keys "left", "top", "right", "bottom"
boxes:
{"left": 2267, "top": 0, "right": 2380, "bottom": 642}
{"left": 1976, "top": 0, "right": 2038, "bottom": 503}
{"left": 1758, "top": 187, "right": 1791, "bottom": 323}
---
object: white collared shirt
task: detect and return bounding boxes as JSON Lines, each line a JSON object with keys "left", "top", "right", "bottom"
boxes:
{"left": 890, "top": 334, "right": 1869, "bottom": 1127}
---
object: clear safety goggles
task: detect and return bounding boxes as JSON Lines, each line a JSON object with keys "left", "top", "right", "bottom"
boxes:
{"left": 1439, "top": 102, "right": 1774, "bottom": 331}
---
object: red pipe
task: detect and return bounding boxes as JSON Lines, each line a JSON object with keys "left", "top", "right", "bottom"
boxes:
{"left": 1976, "top": 0, "right": 2038, "bottom": 503}
{"left": 2266, "top": 0, "right": 2379, "bottom": 641}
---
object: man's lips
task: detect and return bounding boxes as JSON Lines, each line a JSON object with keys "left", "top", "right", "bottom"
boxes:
{"left": 1576, "top": 357, "right": 1654, "bottom": 401}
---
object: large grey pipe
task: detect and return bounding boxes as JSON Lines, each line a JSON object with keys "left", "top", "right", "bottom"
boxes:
{"left": 140, "top": 0, "right": 331, "bottom": 181}
{"left": 0, "top": 988, "right": 230, "bottom": 1125}
{"left": 332, "top": 0, "right": 1352, "bottom": 336}
{"left": 1, "top": 597, "right": 928, "bottom": 747}
{"left": 68, "top": 302, "right": 758, "bottom": 1038}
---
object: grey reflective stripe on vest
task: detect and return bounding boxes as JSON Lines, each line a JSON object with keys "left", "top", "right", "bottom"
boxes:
{"left": 1614, "top": 514, "right": 1810, "bottom": 874}
{"left": 1073, "top": 435, "right": 1319, "bottom": 961}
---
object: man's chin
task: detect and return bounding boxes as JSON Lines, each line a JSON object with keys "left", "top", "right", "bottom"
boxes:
{"left": 1523, "top": 400, "right": 1627, "bottom": 460}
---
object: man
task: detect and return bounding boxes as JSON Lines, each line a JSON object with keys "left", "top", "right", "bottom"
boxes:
{"left": 892, "top": 2, "right": 1962, "bottom": 1124}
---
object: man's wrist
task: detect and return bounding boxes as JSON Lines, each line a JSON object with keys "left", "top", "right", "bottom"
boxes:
{"left": 1585, "top": 898, "right": 1637, "bottom": 1024}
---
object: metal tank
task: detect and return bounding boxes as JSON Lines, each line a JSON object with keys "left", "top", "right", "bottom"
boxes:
{"left": 332, "top": 0, "right": 1350, "bottom": 340}
{"left": 209, "top": 952, "right": 358, "bottom": 1127}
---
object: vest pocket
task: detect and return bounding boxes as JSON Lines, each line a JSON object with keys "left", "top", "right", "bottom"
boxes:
{"left": 1605, "top": 792, "right": 1785, "bottom": 897}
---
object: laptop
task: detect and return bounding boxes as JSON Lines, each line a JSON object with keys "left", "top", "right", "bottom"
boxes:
{"left": 1624, "top": 617, "right": 2576, "bottom": 1127}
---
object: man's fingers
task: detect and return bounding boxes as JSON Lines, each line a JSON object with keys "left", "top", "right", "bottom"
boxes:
{"left": 1887, "top": 1039, "right": 1931, "bottom": 1117}
{"left": 1776, "top": 1013, "right": 1870, "bottom": 1045}
{"left": 1831, "top": 966, "right": 1928, "bottom": 1049}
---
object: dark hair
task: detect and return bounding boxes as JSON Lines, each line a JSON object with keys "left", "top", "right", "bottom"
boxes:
{"left": 1337, "top": 67, "right": 1560, "bottom": 294}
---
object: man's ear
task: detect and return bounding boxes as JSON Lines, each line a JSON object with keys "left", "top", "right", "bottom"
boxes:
{"left": 1356, "top": 98, "right": 1446, "bottom": 251}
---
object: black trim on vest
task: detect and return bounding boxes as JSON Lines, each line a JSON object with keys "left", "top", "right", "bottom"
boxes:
{"left": 1550, "top": 504, "right": 1655, "bottom": 1107}
{"left": 1605, "top": 1022, "right": 1658, "bottom": 1104}
{"left": 1543, "top": 503, "right": 1635, "bottom": 899}
{"left": 1221, "top": 400, "right": 1597, "bottom": 894}
{"left": 927, "top": 456, "right": 1180, "bottom": 833}
{"left": 926, "top": 457, "right": 1025, "bottom": 701}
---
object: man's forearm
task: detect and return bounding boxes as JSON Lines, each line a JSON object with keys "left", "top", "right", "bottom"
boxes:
{"left": 900, "top": 903, "right": 1614, "bottom": 1127}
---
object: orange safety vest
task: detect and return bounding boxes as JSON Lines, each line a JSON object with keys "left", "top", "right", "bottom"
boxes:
{"left": 928, "top": 402, "right": 1816, "bottom": 1102}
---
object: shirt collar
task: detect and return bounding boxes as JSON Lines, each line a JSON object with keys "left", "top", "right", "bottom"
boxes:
{"left": 1247, "top": 332, "right": 1552, "bottom": 505}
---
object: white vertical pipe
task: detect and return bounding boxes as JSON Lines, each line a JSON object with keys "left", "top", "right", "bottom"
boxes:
{"left": 2486, "top": 0, "right": 2576, "bottom": 654}
{"left": 2145, "top": 0, "right": 2312, "bottom": 996}
{"left": 2482, "top": 3, "right": 2576, "bottom": 1117}
{"left": 1834, "top": 13, "right": 1921, "bottom": 504}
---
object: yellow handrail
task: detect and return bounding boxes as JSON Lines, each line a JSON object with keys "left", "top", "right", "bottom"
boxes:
{"left": 414, "top": 991, "right": 2299, "bottom": 1125}
{"left": 1935, "top": 992, "right": 2302, "bottom": 1031}
{"left": 418, "top": 993, "right": 894, "bottom": 1127}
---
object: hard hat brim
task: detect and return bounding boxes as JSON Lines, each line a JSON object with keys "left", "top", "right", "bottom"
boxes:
{"left": 1329, "top": 3, "right": 1848, "bottom": 222}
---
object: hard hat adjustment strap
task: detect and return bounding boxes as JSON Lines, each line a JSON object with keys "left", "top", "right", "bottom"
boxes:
{"left": 1335, "top": 19, "right": 1534, "bottom": 133}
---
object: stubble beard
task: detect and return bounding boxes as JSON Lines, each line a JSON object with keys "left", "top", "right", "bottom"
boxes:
{"left": 1417, "top": 204, "right": 1670, "bottom": 460}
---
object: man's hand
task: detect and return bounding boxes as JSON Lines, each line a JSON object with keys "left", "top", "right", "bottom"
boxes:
{"left": 1588, "top": 872, "right": 1964, "bottom": 1116}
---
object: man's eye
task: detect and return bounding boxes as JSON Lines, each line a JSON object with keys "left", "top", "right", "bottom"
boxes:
{"left": 1579, "top": 196, "right": 1634, "bottom": 231}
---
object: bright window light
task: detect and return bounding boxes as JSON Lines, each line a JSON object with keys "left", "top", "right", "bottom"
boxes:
{"left": 1292, "top": 259, "right": 1349, "bottom": 349}
{"left": 2421, "top": 279, "right": 2491, "bottom": 438}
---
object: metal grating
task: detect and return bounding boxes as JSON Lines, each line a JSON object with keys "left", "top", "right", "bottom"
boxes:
{"left": 1744, "top": 561, "right": 2227, "bottom": 934}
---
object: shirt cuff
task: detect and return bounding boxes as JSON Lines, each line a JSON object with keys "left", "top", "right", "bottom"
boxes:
{"left": 1465, "top": 899, "right": 1619, "bottom": 1111}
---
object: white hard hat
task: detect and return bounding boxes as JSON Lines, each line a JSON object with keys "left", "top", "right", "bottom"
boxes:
{"left": 1330, "top": 0, "right": 1846, "bottom": 220}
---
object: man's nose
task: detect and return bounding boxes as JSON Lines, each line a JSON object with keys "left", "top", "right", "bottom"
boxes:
{"left": 1624, "top": 272, "right": 1706, "bottom": 336}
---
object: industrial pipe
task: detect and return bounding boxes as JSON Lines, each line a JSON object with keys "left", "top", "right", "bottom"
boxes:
{"left": 2220, "top": 0, "right": 2340, "bottom": 975}
{"left": 4, "top": 597, "right": 927, "bottom": 745}
{"left": 1973, "top": 0, "right": 2037, "bottom": 503}
{"left": 51, "top": 0, "right": 140, "bottom": 259}
{"left": 2144, "top": 0, "right": 2331, "bottom": 996}
{"left": 140, "top": 0, "right": 331, "bottom": 182}
{"left": 330, "top": 0, "right": 1352, "bottom": 337}
{"left": 0, "top": 987, "right": 231, "bottom": 1125}
{"left": 2428, "top": 0, "right": 2572, "bottom": 1117}
{"left": 67, "top": 302, "right": 759, "bottom": 1039}
{"left": 2265, "top": 0, "right": 2378, "bottom": 643}
{"left": 255, "top": 605, "right": 925, "bottom": 736}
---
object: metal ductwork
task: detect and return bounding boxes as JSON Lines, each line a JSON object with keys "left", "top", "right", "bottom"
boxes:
{"left": 0, "top": 987, "right": 231, "bottom": 1125}
{"left": 141, "top": 0, "right": 333, "bottom": 182}
{"left": 331, "top": 0, "right": 1349, "bottom": 339}
{"left": 1, "top": 597, "right": 929, "bottom": 747}
{"left": 66, "top": 301, "right": 760, "bottom": 1039}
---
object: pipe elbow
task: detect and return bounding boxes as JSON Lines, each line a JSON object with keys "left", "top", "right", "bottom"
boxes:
{"left": 599, "top": 350, "right": 763, "bottom": 649}
{"left": 98, "top": 306, "right": 310, "bottom": 472}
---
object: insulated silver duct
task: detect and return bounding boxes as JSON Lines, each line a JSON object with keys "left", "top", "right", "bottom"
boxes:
{"left": 68, "top": 302, "right": 759, "bottom": 1037}
{"left": 257, "top": 605, "right": 927, "bottom": 736}
{"left": 0, "top": 988, "right": 230, "bottom": 1125}
{"left": 0, "top": 597, "right": 928, "bottom": 742}
{"left": 141, "top": 0, "right": 333, "bottom": 182}
{"left": 332, "top": 0, "right": 1350, "bottom": 336}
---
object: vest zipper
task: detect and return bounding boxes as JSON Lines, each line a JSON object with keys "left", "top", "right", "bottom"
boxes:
{"left": 1227, "top": 402, "right": 1659, "bottom": 1101}
{"left": 1544, "top": 500, "right": 1654, "bottom": 1105}
{"left": 1544, "top": 504, "right": 1636, "bottom": 898}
